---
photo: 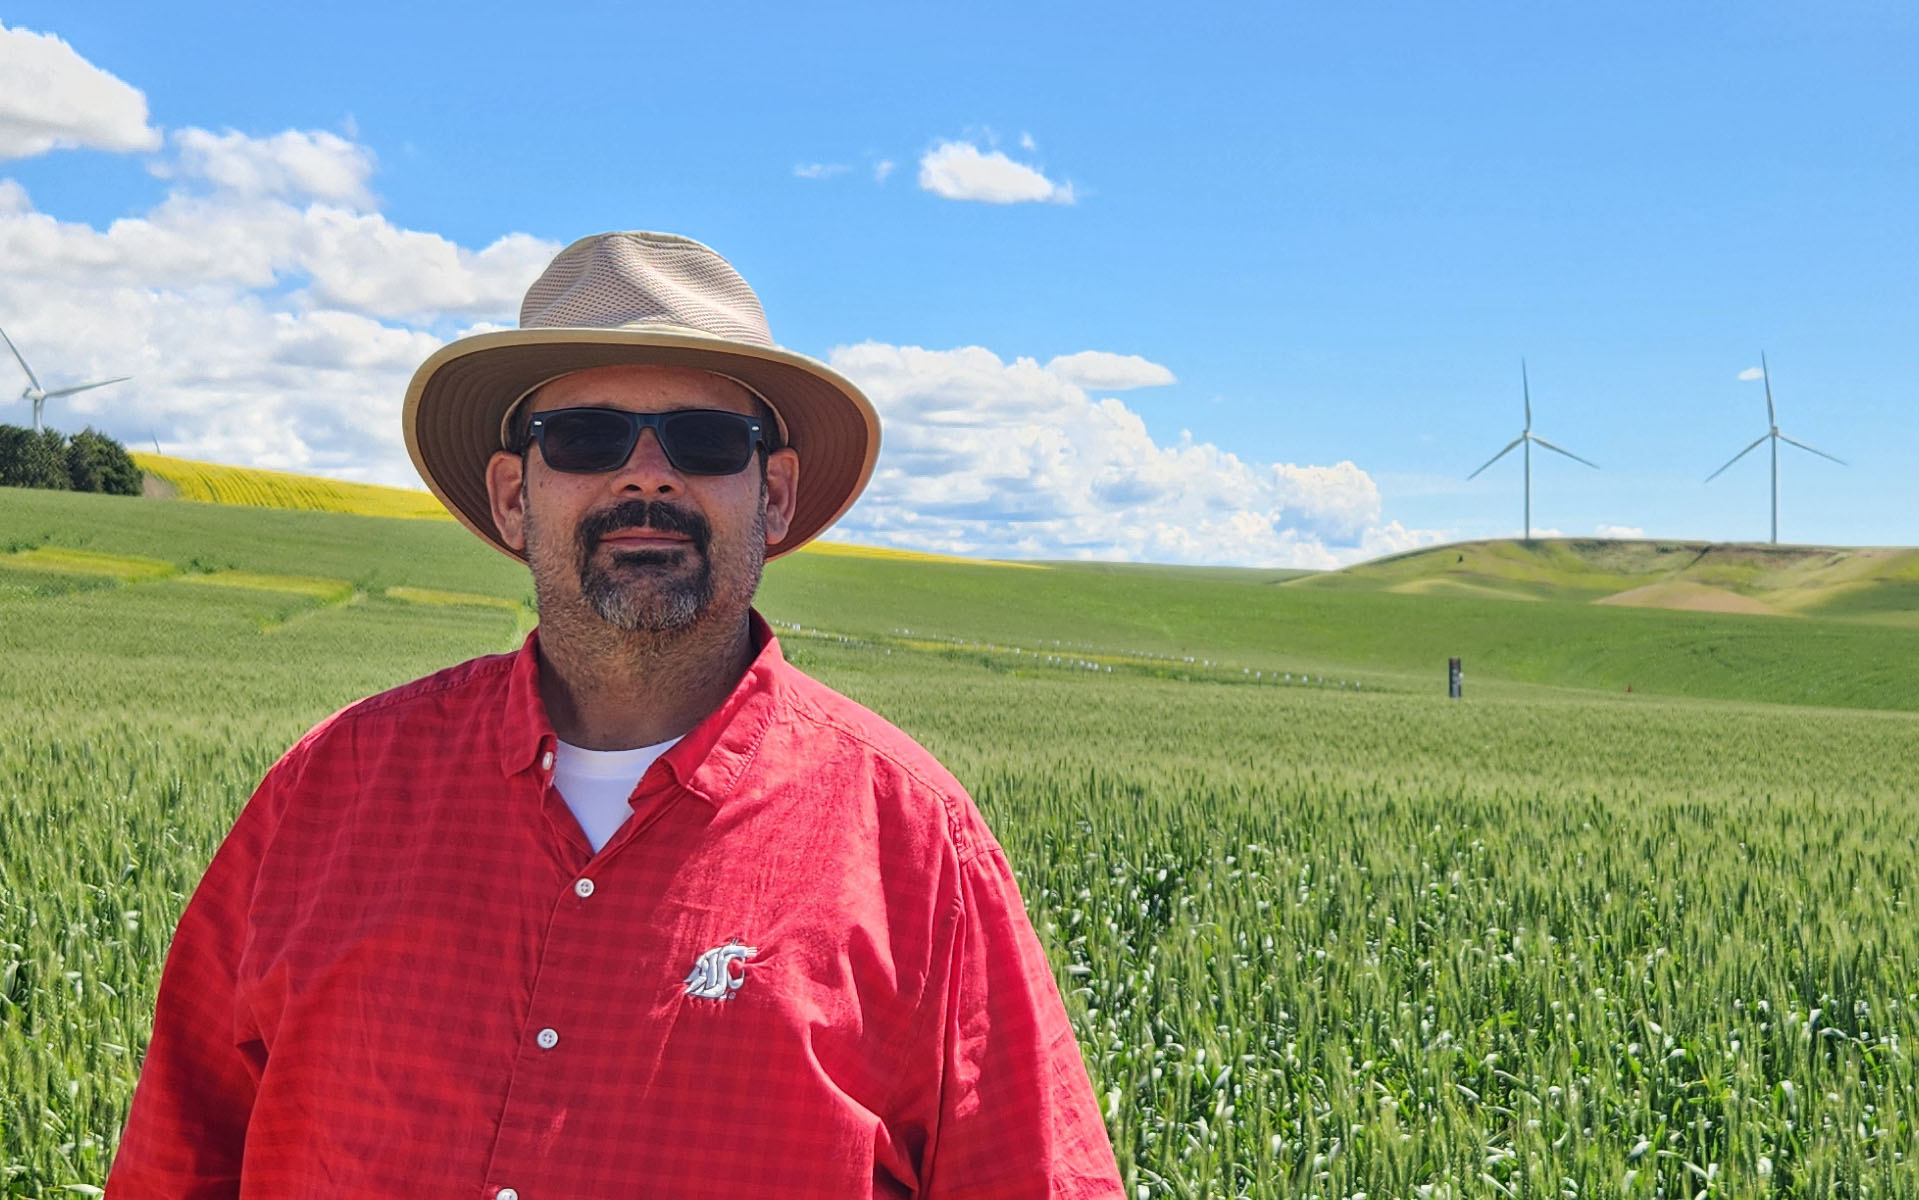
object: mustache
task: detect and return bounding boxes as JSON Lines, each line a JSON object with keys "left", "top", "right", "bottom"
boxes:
{"left": 578, "top": 500, "right": 711, "bottom": 557}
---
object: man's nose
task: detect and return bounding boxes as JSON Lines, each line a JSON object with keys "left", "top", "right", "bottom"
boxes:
{"left": 608, "top": 427, "right": 682, "bottom": 495}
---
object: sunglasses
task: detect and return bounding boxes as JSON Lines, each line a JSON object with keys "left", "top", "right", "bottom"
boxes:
{"left": 521, "top": 407, "right": 771, "bottom": 476}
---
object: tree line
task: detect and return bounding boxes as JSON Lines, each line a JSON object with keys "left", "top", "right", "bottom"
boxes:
{"left": 0, "top": 425, "right": 143, "bottom": 495}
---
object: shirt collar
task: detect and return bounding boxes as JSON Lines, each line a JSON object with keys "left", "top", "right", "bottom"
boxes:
{"left": 497, "top": 610, "right": 789, "bottom": 810}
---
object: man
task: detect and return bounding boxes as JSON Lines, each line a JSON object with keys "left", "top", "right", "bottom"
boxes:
{"left": 108, "top": 232, "right": 1124, "bottom": 1197}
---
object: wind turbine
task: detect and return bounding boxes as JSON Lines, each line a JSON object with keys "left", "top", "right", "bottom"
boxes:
{"left": 1466, "top": 360, "right": 1598, "bottom": 542}
{"left": 1704, "top": 353, "right": 1844, "bottom": 545}
{"left": 1, "top": 325, "right": 130, "bottom": 433}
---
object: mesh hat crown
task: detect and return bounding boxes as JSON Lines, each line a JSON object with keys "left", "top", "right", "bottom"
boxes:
{"left": 523, "top": 232, "right": 771, "bottom": 344}
{"left": 403, "top": 231, "right": 879, "bottom": 561}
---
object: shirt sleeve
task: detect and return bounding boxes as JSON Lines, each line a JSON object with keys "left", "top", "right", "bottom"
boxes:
{"left": 919, "top": 842, "right": 1124, "bottom": 1199}
{"left": 107, "top": 766, "right": 280, "bottom": 1198}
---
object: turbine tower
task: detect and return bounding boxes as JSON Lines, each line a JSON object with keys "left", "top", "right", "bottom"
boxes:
{"left": 1, "top": 325, "right": 130, "bottom": 432}
{"left": 1466, "top": 360, "right": 1598, "bottom": 542}
{"left": 1705, "top": 353, "right": 1844, "bottom": 545}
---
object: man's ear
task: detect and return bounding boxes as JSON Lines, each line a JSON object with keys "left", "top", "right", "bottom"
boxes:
{"left": 762, "top": 447, "right": 800, "bottom": 547}
{"left": 486, "top": 450, "right": 530, "bottom": 553}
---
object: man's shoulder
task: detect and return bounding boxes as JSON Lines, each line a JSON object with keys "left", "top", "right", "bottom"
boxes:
{"left": 344, "top": 648, "right": 521, "bottom": 718}
{"left": 776, "top": 665, "right": 959, "bottom": 791}
{"left": 284, "top": 649, "right": 520, "bottom": 759}
{"left": 769, "top": 662, "right": 991, "bottom": 862}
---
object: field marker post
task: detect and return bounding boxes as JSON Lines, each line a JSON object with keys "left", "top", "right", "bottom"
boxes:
{"left": 1448, "top": 657, "right": 1462, "bottom": 700}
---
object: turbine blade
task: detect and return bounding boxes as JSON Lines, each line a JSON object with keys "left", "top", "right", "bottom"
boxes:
{"left": 1522, "top": 359, "right": 1531, "bottom": 430}
{"left": 1704, "top": 433, "right": 1769, "bottom": 482}
{"left": 1529, "top": 434, "right": 1599, "bottom": 469}
{"left": 0, "top": 326, "right": 42, "bottom": 391}
{"left": 1467, "top": 436, "right": 1525, "bottom": 480}
{"left": 1778, "top": 433, "right": 1846, "bottom": 466}
{"left": 1762, "top": 352, "right": 1775, "bottom": 426}
{"left": 43, "top": 376, "right": 130, "bottom": 398}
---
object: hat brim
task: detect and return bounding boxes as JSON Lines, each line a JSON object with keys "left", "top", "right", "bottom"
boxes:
{"left": 403, "top": 328, "right": 880, "bottom": 562}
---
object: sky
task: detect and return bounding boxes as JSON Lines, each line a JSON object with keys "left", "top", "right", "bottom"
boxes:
{"left": 0, "top": 2, "right": 1913, "bottom": 566}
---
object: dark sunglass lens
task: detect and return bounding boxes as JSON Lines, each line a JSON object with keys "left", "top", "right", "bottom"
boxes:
{"left": 662, "top": 411, "right": 757, "bottom": 474}
{"left": 541, "top": 410, "right": 635, "bottom": 472}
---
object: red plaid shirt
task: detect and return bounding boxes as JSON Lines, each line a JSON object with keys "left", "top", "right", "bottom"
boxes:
{"left": 108, "top": 617, "right": 1122, "bottom": 1198}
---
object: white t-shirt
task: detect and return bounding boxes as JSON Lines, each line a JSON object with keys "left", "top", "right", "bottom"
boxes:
{"left": 552, "top": 737, "right": 680, "bottom": 852}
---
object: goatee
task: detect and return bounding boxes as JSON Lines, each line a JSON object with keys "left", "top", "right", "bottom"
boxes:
{"left": 574, "top": 499, "right": 714, "bottom": 633}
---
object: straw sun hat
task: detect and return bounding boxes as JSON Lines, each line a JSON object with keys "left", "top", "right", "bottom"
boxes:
{"left": 403, "top": 231, "right": 880, "bottom": 560}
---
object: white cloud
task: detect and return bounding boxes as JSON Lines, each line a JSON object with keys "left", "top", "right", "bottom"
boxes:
{"left": 873, "top": 159, "right": 895, "bottom": 184}
{"left": 917, "top": 140, "right": 1075, "bottom": 205}
{"left": 1737, "top": 366, "right": 1764, "bottom": 381}
{"left": 793, "top": 162, "right": 847, "bottom": 180}
{"left": 1019, "top": 131, "right": 1037, "bottom": 152}
{"left": 1, "top": 141, "right": 556, "bottom": 321}
{"left": 0, "top": 21, "right": 160, "bottom": 159}
{"left": 155, "top": 128, "right": 377, "bottom": 208}
{"left": 291, "top": 212, "right": 558, "bottom": 322}
{"left": 823, "top": 342, "right": 1442, "bottom": 567}
{"left": 1358, "top": 522, "right": 1451, "bottom": 559}
{"left": 1595, "top": 523, "right": 1645, "bottom": 538}
{"left": 1044, "top": 350, "right": 1176, "bottom": 391}
{"left": 0, "top": 123, "right": 558, "bottom": 482}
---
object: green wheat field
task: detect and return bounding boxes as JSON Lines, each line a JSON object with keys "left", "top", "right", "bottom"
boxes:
{"left": 3, "top": 481, "right": 1918, "bottom": 1198}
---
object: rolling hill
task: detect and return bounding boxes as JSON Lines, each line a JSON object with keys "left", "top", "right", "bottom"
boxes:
{"left": 5, "top": 469, "right": 1917, "bottom": 711}
{"left": 1293, "top": 537, "right": 1919, "bottom": 625}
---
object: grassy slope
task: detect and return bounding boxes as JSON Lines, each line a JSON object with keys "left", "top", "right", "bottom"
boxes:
{"left": 766, "top": 551, "right": 1919, "bottom": 709}
{"left": 5, "top": 486, "right": 1916, "bottom": 711}
{"left": 4, "top": 484, "right": 526, "bottom": 597}
{"left": 1300, "top": 536, "right": 1919, "bottom": 622}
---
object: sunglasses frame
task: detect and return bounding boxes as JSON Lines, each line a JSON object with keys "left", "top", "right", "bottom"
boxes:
{"left": 521, "top": 406, "right": 771, "bottom": 476}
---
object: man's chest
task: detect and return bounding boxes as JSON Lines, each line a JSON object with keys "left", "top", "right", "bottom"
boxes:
{"left": 233, "top": 767, "right": 935, "bottom": 1195}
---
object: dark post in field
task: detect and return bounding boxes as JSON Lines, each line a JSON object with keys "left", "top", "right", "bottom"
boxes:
{"left": 1448, "top": 657, "right": 1462, "bottom": 700}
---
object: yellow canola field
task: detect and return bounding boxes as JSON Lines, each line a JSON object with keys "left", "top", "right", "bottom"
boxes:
{"left": 134, "top": 453, "right": 452, "bottom": 521}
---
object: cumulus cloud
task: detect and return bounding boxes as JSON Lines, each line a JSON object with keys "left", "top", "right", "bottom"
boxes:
{"left": 822, "top": 343, "right": 1442, "bottom": 567}
{"left": 0, "top": 121, "right": 557, "bottom": 482}
{"left": 0, "top": 21, "right": 160, "bottom": 159}
{"left": 873, "top": 159, "right": 895, "bottom": 184}
{"left": 793, "top": 162, "right": 847, "bottom": 180}
{"left": 1737, "top": 366, "right": 1764, "bottom": 381}
{"left": 1595, "top": 523, "right": 1646, "bottom": 538}
{"left": 1044, "top": 350, "right": 1176, "bottom": 391}
{"left": 917, "top": 140, "right": 1075, "bottom": 205}
{"left": 1, "top": 168, "right": 557, "bottom": 321}
{"left": 291, "top": 213, "right": 557, "bottom": 322}
{"left": 155, "top": 127, "right": 378, "bottom": 208}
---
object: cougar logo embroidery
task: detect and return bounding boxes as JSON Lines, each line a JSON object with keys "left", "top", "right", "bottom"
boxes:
{"left": 683, "top": 940, "right": 757, "bottom": 1000}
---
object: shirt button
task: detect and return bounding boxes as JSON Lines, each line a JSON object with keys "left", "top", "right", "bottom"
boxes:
{"left": 541, "top": 750, "right": 554, "bottom": 771}
{"left": 537, "top": 1027, "right": 560, "bottom": 1050}
{"left": 574, "top": 878, "right": 595, "bottom": 899}
{"left": 496, "top": 1189, "right": 519, "bottom": 1200}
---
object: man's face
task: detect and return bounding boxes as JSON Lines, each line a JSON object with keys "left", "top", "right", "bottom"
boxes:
{"left": 484, "top": 364, "right": 800, "bottom": 637}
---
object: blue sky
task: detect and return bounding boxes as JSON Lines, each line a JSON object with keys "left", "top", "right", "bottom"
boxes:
{"left": 1, "top": 3, "right": 1912, "bottom": 563}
